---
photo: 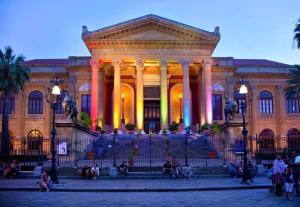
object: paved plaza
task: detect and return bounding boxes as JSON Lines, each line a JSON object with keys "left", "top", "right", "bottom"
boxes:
{"left": 0, "top": 177, "right": 270, "bottom": 191}
{"left": 0, "top": 190, "right": 299, "bottom": 207}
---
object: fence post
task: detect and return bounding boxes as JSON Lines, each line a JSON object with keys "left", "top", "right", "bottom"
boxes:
{"left": 93, "top": 139, "right": 96, "bottom": 164}
{"left": 185, "top": 127, "right": 190, "bottom": 166}
{"left": 113, "top": 130, "right": 117, "bottom": 167}
{"left": 149, "top": 132, "right": 152, "bottom": 170}
{"left": 75, "top": 135, "right": 78, "bottom": 167}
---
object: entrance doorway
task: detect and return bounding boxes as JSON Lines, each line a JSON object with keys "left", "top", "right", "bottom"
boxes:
{"left": 144, "top": 100, "right": 160, "bottom": 134}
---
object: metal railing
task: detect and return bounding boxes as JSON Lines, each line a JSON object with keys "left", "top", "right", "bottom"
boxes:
{"left": 6, "top": 134, "right": 299, "bottom": 169}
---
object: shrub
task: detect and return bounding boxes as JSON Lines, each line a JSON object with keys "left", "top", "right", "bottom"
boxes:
{"left": 80, "top": 112, "right": 91, "bottom": 128}
{"left": 125, "top": 123, "right": 135, "bottom": 131}
{"left": 169, "top": 122, "right": 179, "bottom": 131}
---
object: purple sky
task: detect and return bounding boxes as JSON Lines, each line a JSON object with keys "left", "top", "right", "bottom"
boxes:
{"left": 0, "top": 0, "right": 299, "bottom": 65}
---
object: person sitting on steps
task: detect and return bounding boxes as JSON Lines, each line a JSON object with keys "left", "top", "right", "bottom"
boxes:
{"left": 119, "top": 161, "right": 128, "bottom": 176}
{"left": 163, "top": 160, "right": 173, "bottom": 175}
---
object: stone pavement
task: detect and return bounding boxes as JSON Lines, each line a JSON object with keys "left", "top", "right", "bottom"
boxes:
{"left": 1, "top": 190, "right": 300, "bottom": 207}
{"left": 0, "top": 177, "right": 271, "bottom": 192}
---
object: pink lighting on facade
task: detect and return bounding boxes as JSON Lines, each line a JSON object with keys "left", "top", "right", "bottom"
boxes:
{"left": 90, "top": 58, "right": 99, "bottom": 130}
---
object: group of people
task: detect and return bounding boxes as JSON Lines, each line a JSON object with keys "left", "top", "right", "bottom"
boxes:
{"left": 80, "top": 164, "right": 100, "bottom": 179}
{"left": 227, "top": 160, "right": 255, "bottom": 182}
{"left": 0, "top": 159, "right": 19, "bottom": 179}
{"left": 273, "top": 150, "right": 300, "bottom": 200}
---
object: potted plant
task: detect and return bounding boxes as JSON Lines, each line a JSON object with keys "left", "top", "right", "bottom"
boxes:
{"left": 87, "top": 151, "right": 95, "bottom": 160}
{"left": 208, "top": 151, "right": 217, "bottom": 159}
{"left": 80, "top": 112, "right": 91, "bottom": 128}
{"left": 169, "top": 122, "right": 179, "bottom": 134}
{"left": 125, "top": 123, "right": 135, "bottom": 134}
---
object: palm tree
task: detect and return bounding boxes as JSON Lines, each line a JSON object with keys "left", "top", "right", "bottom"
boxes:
{"left": 294, "top": 18, "right": 300, "bottom": 49}
{"left": 285, "top": 65, "right": 300, "bottom": 98}
{"left": 0, "top": 46, "right": 30, "bottom": 155}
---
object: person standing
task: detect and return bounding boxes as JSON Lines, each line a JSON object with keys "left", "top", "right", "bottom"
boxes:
{"left": 291, "top": 150, "right": 300, "bottom": 196}
{"left": 273, "top": 154, "right": 287, "bottom": 196}
{"left": 284, "top": 166, "right": 294, "bottom": 200}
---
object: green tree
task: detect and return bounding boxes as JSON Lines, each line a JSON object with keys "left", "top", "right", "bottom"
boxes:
{"left": 294, "top": 18, "right": 300, "bottom": 49}
{"left": 285, "top": 65, "right": 300, "bottom": 98}
{"left": 0, "top": 47, "right": 30, "bottom": 155}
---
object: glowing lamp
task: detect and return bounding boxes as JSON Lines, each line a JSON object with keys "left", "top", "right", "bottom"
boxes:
{"left": 239, "top": 84, "right": 248, "bottom": 94}
{"left": 121, "top": 93, "right": 125, "bottom": 100}
{"left": 178, "top": 93, "right": 183, "bottom": 100}
{"left": 52, "top": 85, "right": 61, "bottom": 95}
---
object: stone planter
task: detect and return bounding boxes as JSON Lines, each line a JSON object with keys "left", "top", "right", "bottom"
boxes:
{"left": 208, "top": 151, "right": 217, "bottom": 159}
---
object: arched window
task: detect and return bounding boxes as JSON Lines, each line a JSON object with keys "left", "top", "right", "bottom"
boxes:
{"left": 28, "top": 91, "right": 43, "bottom": 114}
{"left": 0, "top": 94, "right": 15, "bottom": 114}
{"left": 286, "top": 93, "right": 300, "bottom": 113}
{"left": 259, "top": 91, "right": 273, "bottom": 114}
{"left": 233, "top": 90, "right": 246, "bottom": 114}
{"left": 27, "top": 130, "right": 43, "bottom": 152}
{"left": 287, "top": 128, "right": 300, "bottom": 150}
{"left": 258, "top": 129, "right": 275, "bottom": 152}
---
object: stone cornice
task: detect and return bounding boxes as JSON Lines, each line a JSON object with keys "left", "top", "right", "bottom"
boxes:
{"left": 85, "top": 40, "right": 216, "bottom": 50}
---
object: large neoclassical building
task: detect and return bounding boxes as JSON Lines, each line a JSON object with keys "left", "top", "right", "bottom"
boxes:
{"left": 1, "top": 14, "right": 300, "bottom": 151}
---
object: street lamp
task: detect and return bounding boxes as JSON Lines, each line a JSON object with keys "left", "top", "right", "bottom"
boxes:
{"left": 46, "top": 77, "right": 63, "bottom": 184}
{"left": 178, "top": 93, "right": 183, "bottom": 124}
{"left": 239, "top": 83, "right": 249, "bottom": 183}
{"left": 121, "top": 93, "right": 125, "bottom": 124}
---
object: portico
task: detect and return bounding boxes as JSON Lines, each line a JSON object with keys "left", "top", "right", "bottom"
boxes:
{"left": 82, "top": 14, "right": 220, "bottom": 132}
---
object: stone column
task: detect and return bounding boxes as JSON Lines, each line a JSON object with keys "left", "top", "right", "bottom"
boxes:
{"left": 181, "top": 59, "right": 191, "bottom": 128}
{"left": 113, "top": 58, "right": 121, "bottom": 129}
{"left": 98, "top": 63, "right": 104, "bottom": 120}
{"left": 202, "top": 59, "right": 213, "bottom": 124}
{"left": 90, "top": 58, "right": 99, "bottom": 129}
{"left": 136, "top": 59, "right": 144, "bottom": 131}
{"left": 160, "top": 60, "right": 168, "bottom": 130}
{"left": 199, "top": 69, "right": 205, "bottom": 126}
{"left": 275, "top": 85, "right": 284, "bottom": 149}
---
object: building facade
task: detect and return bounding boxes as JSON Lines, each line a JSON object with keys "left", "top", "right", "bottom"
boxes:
{"left": 1, "top": 15, "right": 300, "bottom": 152}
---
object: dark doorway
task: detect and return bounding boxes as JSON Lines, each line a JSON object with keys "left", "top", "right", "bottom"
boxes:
{"left": 144, "top": 100, "right": 160, "bottom": 134}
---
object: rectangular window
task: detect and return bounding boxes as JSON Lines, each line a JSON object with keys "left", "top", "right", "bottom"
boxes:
{"left": 81, "top": 94, "right": 91, "bottom": 116}
{"left": 212, "top": 94, "right": 223, "bottom": 120}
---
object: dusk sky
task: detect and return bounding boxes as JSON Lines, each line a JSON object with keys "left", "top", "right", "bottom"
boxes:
{"left": 0, "top": 0, "right": 299, "bottom": 65}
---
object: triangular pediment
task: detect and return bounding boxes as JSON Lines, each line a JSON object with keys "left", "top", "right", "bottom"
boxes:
{"left": 82, "top": 14, "right": 220, "bottom": 42}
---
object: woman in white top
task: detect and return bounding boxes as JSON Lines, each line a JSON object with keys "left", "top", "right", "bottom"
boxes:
{"left": 273, "top": 154, "right": 287, "bottom": 196}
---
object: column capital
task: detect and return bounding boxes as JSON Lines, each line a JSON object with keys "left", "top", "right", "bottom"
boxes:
{"left": 112, "top": 58, "right": 122, "bottom": 68}
{"left": 202, "top": 58, "right": 213, "bottom": 69}
{"left": 136, "top": 58, "right": 144, "bottom": 69}
{"left": 180, "top": 59, "right": 192, "bottom": 69}
{"left": 160, "top": 59, "right": 168, "bottom": 69}
{"left": 90, "top": 58, "right": 99, "bottom": 68}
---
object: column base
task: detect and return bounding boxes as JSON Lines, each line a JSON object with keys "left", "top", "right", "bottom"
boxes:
{"left": 134, "top": 130, "right": 145, "bottom": 135}
{"left": 110, "top": 129, "right": 123, "bottom": 134}
{"left": 180, "top": 129, "right": 194, "bottom": 135}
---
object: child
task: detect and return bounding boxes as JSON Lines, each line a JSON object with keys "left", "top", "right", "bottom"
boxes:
{"left": 40, "top": 171, "right": 51, "bottom": 192}
{"left": 91, "top": 164, "right": 99, "bottom": 180}
{"left": 284, "top": 166, "right": 294, "bottom": 200}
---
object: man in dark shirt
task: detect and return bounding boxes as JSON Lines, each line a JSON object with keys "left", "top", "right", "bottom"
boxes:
{"left": 163, "top": 161, "right": 173, "bottom": 175}
{"left": 291, "top": 150, "right": 300, "bottom": 196}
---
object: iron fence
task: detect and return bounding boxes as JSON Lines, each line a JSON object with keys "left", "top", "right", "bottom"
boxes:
{"left": 7, "top": 134, "right": 242, "bottom": 168}
{"left": 6, "top": 134, "right": 299, "bottom": 169}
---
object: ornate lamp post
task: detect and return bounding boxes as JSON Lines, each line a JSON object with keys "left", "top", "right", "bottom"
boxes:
{"left": 239, "top": 83, "right": 249, "bottom": 183}
{"left": 178, "top": 93, "right": 183, "bottom": 123}
{"left": 121, "top": 93, "right": 125, "bottom": 124}
{"left": 46, "top": 77, "right": 63, "bottom": 184}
